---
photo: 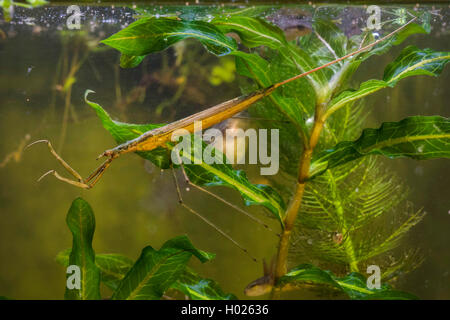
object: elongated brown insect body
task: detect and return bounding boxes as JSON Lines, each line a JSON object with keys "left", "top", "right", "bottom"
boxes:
{"left": 101, "top": 86, "right": 276, "bottom": 158}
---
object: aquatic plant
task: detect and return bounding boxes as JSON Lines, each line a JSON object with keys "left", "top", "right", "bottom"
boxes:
{"left": 55, "top": 197, "right": 235, "bottom": 300}
{"left": 0, "top": 0, "right": 47, "bottom": 22}
{"left": 28, "top": 7, "right": 450, "bottom": 299}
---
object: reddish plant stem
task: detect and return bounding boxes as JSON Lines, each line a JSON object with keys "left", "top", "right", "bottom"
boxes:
{"left": 271, "top": 110, "right": 325, "bottom": 299}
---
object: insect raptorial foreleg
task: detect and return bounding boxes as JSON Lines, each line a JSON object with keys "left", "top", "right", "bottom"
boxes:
{"left": 26, "top": 139, "right": 116, "bottom": 189}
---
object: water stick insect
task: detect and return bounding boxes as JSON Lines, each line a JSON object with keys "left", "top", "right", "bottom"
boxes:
{"left": 27, "top": 19, "right": 416, "bottom": 259}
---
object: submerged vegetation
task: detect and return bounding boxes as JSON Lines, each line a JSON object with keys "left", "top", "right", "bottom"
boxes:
{"left": 1, "top": 4, "right": 449, "bottom": 300}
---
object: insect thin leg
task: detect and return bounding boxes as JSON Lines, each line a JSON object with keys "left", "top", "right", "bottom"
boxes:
{"left": 170, "top": 166, "right": 257, "bottom": 262}
{"left": 37, "top": 170, "right": 91, "bottom": 189}
{"left": 185, "top": 170, "right": 273, "bottom": 232}
{"left": 26, "top": 140, "right": 83, "bottom": 181}
{"left": 175, "top": 153, "right": 273, "bottom": 232}
{"left": 27, "top": 139, "right": 115, "bottom": 189}
{"left": 84, "top": 157, "right": 114, "bottom": 187}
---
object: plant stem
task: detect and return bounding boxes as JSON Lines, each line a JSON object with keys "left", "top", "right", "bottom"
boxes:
{"left": 271, "top": 111, "right": 325, "bottom": 299}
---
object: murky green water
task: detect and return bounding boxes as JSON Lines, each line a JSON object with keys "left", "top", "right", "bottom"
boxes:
{"left": 0, "top": 3, "right": 449, "bottom": 299}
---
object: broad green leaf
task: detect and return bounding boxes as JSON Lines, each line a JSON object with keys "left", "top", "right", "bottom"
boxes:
{"left": 286, "top": 18, "right": 350, "bottom": 98}
{"left": 178, "top": 140, "right": 286, "bottom": 225}
{"left": 120, "top": 54, "right": 147, "bottom": 68}
{"left": 306, "top": 18, "right": 347, "bottom": 59}
{"left": 279, "top": 44, "right": 329, "bottom": 97}
{"left": 356, "top": 23, "right": 428, "bottom": 60}
{"left": 64, "top": 198, "right": 101, "bottom": 300}
{"left": 213, "top": 16, "right": 287, "bottom": 49}
{"left": 325, "top": 80, "right": 388, "bottom": 118}
{"left": 85, "top": 90, "right": 170, "bottom": 168}
{"left": 326, "top": 47, "right": 450, "bottom": 118}
{"left": 85, "top": 91, "right": 285, "bottom": 225}
{"left": 278, "top": 21, "right": 427, "bottom": 102}
{"left": 170, "top": 139, "right": 286, "bottom": 225}
{"left": 392, "top": 23, "right": 428, "bottom": 46}
{"left": 101, "top": 17, "right": 237, "bottom": 59}
{"left": 233, "top": 51, "right": 271, "bottom": 86}
{"left": 171, "top": 267, "right": 237, "bottom": 300}
{"left": 383, "top": 46, "right": 450, "bottom": 86}
{"left": 96, "top": 254, "right": 134, "bottom": 291}
{"left": 184, "top": 160, "right": 285, "bottom": 226}
{"left": 233, "top": 50, "right": 312, "bottom": 136}
{"left": 278, "top": 264, "right": 417, "bottom": 300}
{"left": 112, "top": 235, "right": 214, "bottom": 300}
{"left": 57, "top": 249, "right": 235, "bottom": 299}
{"left": 56, "top": 249, "right": 133, "bottom": 291}
{"left": 309, "top": 116, "right": 450, "bottom": 178}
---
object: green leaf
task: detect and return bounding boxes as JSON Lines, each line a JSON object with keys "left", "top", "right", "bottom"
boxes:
{"left": 310, "top": 116, "right": 450, "bottom": 178}
{"left": 96, "top": 254, "right": 134, "bottom": 291}
{"left": 356, "top": 23, "right": 428, "bottom": 60}
{"left": 233, "top": 51, "right": 271, "bottom": 86}
{"left": 85, "top": 90, "right": 171, "bottom": 169}
{"left": 56, "top": 249, "right": 134, "bottom": 291}
{"left": 278, "top": 264, "right": 417, "bottom": 300}
{"left": 171, "top": 267, "right": 237, "bottom": 300}
{"left": 383, "top": 45, "right": 450, "bottom": 86}
{"left": 392, "top": 23, "right": 428, "bottom": 46}
{"left": 213, "top": 16, "right": 287, "bottom": 49}
{"left": 233, "top": 50, "right": 313, "bottom": 136}
{"left": 326, "top": 47, "right": 450, "bottom": 118}
{"left": 57, "top": 249, "right": 235, "bottom": 299}
{"left": 111, "top": 235, "right": 214, "bottom": 300}
{"left": 284, "top": 18, "right": 349, "bottom": 97}
{"left": 325, "top": 80, "right": 388, "bottom": 118}
{"left": 279, "top": 44, "right": 329, "bottom": 97}
{"left": 120, "top": 54, "right": 147, "bottom": 68}
{"left": 184, "top": 160, "right": 285, "bottom": 226}
{"left": 172, "top": 140, "right": 286, "bottom": 226}
{"left": 64, "top": 198, "right": 101, "bottom": 300}
{"left": 85, "top": 91, "right": 285, "bottom": 225}
{"left": 101, "top": 17, "right": 237, "bottom": 60}
{"left": 278, "top": 21, "right": 428, "bottom": 102}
